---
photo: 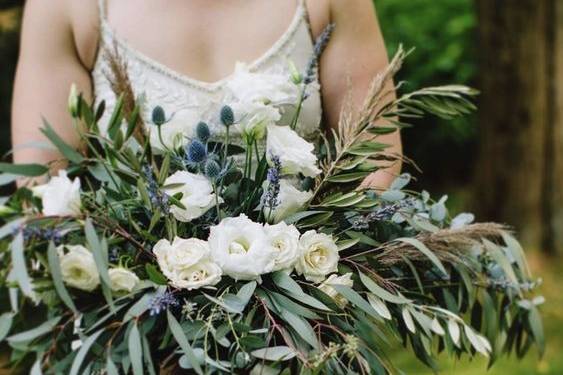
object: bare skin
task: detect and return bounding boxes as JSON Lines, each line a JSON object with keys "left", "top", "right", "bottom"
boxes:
{"left": 11, "top": 0, "right": 401, "bottom": 189}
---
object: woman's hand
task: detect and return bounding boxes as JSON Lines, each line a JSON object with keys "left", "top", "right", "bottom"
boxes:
{"left": 318, "top": 0, "right": 403, "bottom": 190}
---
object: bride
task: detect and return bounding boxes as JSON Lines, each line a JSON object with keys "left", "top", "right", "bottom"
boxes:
{"left": 10, "top": 0, "right": 401, "bottom": 189}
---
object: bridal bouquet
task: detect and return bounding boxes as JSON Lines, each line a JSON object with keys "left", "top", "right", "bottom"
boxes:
{"left": 0, "top": 31, "right": 543, "bottom": 374}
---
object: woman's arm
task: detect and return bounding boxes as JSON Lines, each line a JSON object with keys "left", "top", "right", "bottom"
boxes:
{"left": 320, "top": 0, "right": 402, "bottom": 190}
{"left": 11, "top": 0, "right": 92, "bottom": 173}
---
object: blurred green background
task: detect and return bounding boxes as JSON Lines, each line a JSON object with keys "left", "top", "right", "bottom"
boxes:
{"left": 1, "top": 0, "right": 561, "bottom": 374}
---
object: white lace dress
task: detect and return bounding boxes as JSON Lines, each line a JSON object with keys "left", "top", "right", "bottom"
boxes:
{"left": 91, "top": 0, "right": 323, "bottom": 151}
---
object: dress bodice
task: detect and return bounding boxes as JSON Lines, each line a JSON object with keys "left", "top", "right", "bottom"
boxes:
{"left": 91, "top": 0, "right": 323, "bottom": 150}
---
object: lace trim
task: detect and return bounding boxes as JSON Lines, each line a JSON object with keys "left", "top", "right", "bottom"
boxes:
{"left": 96, "top": 2, "right": 307, "bottom": 94}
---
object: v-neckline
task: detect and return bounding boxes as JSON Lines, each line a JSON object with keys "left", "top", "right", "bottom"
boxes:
{"left": 98, "top": 2, "right": 305, "bottom": 92}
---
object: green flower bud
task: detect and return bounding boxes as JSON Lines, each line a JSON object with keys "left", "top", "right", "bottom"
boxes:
{"left": 288, "top": 60, "right": 303, "bottom": 85}
{"left": 68, "top": 84, "right": 80, "bottom": 118}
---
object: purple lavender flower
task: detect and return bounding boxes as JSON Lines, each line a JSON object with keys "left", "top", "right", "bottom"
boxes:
{"left": 304, "top": 23, "right": 335, "bottom": 85}
{"left": 143, "top": 164, "right": 170, "bottom": 214}
{"left": 262, "top": 155, "right": 282, "bottom": 210}
{"left": 148, "top": 291, "right": 179, "bottom": 316}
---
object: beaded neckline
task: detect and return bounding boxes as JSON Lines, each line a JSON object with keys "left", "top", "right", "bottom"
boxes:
{"left": 96, "top": 2, "right": 307, "bottom": 94}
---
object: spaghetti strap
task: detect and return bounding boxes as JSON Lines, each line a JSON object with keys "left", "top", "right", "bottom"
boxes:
{"left": 97, "top": 0, "right": 107, "bottom": 24}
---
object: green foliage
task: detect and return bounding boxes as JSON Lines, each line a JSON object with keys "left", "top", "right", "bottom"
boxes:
{"left": 376, "top": 0, "right": 478, "bottom": 189}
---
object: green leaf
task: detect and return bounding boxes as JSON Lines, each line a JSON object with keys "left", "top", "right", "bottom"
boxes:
{"left": 0, "top": 313, "right": 14, "bottom": 341}
{"left": 69, "top": 329, "right": 104, "bottom": 375}
{"left": 41, "top": 120, "right": 84, "bottom": 164}
{"left": 345, "top": 230, "right": 379, "bottom": 247}
{"left": 106, "top": 356, "right": 119, "bottom": 375}
{"left": 10, "top": 232, "right": 36, "bottom": 299}
{"left": 359, "top": 272, "right": 410, "bottom": 304}
{"left": 167, "top": 311, "right": 203, "bottom": 375}
{"left": 529, "top": 307, "right": 545, "bottom": 355}
{"left": 107, "top": 94, "right": 125, "bottom": 140}
{"left": 47, "top": 241, "right": 78, "bottom": 313}
{"left": 394, "top": 237, "right": 448, "bottom": 277}
{"left": 326, "top": 171, "right": 370, "bottom": 183}
{"left": 0, "top": 162, "right": 48, "bottom": 177}
{"left": 84, "top": 218, "right": 111, "bottom": 287}
{"left": 298, "top": 211, "right": 333, "bottom": 228}
{"left": 125, "top": 105, "right": 141, "bottom": 140}
{"left": 128, "top": 323, "right": 144, "bottom": 375}
{"left": 271, "top": 272, "right": 330, "bottom": 311}
{"left": 145, "top": 264, "right": 168, "bottom": 285}
{"left": 124, "top": 291, "right": 158, "bottom": 322}
{"left": 280, "top": 310, "right": 318, "bottom": 348}
{"left": 332, "top": 285, "right": 379, "bottom": 319}
{"left": 8, "top": 317, "right": 61, "bottom": 344}
{"left": 251, "top": 346, "right": 296, "bottom": 361}
{"left": 237, "top": 281, "right": 257, "bottom": 307}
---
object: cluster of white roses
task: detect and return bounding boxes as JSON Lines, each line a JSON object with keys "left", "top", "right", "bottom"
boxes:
{"left": 152, "top": 214, "right": 341, "bottom": 289}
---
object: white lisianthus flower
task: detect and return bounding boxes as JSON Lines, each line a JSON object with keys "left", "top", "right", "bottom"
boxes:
{"left": 296, "top": 230, "right": 339, "bottom": 283}
{"left": 150, "top": 108, "right": 200, "bottom": 150}
{"left": 265, "top": 222, "right": 301, "bottom": 272}
{"left": 266, "top": 125, "right": 321, "bottom": 177}
{"left": 32, "top": 170, "right": 81, "bottom": 217}
{"left": 226, "top": 62, "right": 300, "bottom": 105}
{"left": 163, "top": 171, "right": 219, "bottom": 222}
{"left": 108, "top": 268, "right": 140, "bottom": 293}
{"left": 231, "top": 101, "right": 281, "bottom": 143}
{"left": 58, "top": 245, "right": 99, "bottom": 292}
{"left": 261, "top": 179, "right": 312, "bottom": 223}
{"left": 318, "top": 273, "right": 354, "bottom": 307}
{"left": 153, "top": 237, "right": 222, "bottom": 290}
{"left": 208, "top": 214, "right": 277, "bottom": 280}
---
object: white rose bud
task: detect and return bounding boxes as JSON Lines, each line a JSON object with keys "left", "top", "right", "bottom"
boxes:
{"left": 153, "top": 237, "right": 222, "bottom": 290}
{"left": 318, "top": 273, "right": 354, "bottom": 307}
{"left": 108, "top": 268, "right": 140, "bottom": 293}
{"left": 296, "top": 230, "right": 339, "bottom": 282}
{"left": 265, "top": 222, "right": 301, "bottom": 272}
{"left": 266, "top": 125, "right": 321, "bottom": 177}
{"left": 58, "top": 245, "right": 100, "bottom": 292}
{"left": 231, "top": 101, "right": 281, "bottom": 143}
{"left": 32, "top": 170, "right": 81, "bottom": 217}
{"left": 208, "top": 214, "right": 277, "bottom": 280}
{"left": 163, "top": 171, "right": 219, "bottom": 222}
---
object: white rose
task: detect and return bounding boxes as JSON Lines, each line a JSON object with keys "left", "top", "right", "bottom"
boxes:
{"left": 296, "top": 230, "right": 339, "bottom": 283}
{"left": 208, "top": 214, "right": 277, "bottom": 280}
{"left": 266, "top": 125, "right": 321, "bottom": 177}
{"left": 32, "top": 170, "right": 81, "bottom": 217}
{"left": 265, "top": 222, "right": 301, "bottom": 272}
{"left": 150, "top": 108, "right": 200, "bottom": 150}
{"left": 226, "top": 62, "right": 300, "bottom": 105}
{"left": 318, "top": 273, "right": 354, "bottom": 307}
{"left": 231, "top": 101, "right": 281, "bottom": 143}
{"left": 163, "top": 171, "right": 219, "bottom": 222}
{"left": 108, "top": 268, "right": 140, "bottom": 293}
{"left": 261, "top": 179, "right": 312, "bottom": 223}
{"left": 153, "top": 237, "right": 222, "bottom": 290}
{"left": 58, "top": 245, "right": 100, "bottom": 292}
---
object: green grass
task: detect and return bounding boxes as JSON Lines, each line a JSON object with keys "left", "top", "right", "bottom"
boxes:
{"left": 389, "top": 252, "right": 563, "bottom": 374}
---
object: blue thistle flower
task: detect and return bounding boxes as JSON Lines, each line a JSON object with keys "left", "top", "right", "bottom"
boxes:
{"left": 220, "top": 105, "right": 235, "bottom": 127}
{"left": 151, "top": 106, "right": 167, "bottom": 126}
{"left": 196, "top": 121, "right": 211, "bottom": 142}
{"left": 186, "top": 140, "right": 208, "bottom": 164}
{"left": 20, "top": 225, "right": 64, "bottom": 245}
{"left": 204, "top": 159, "right": 221, "bottom": 180}
{"left": 148, "top": 291, "right": 179, "bottom": 316}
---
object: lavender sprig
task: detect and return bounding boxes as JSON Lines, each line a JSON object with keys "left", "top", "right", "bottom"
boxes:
{"left": 262, "top": 155, "right": 282, "bottom": 213}
{"left": 304, "top": 23, "right": 336, "bottom": 84}
{"left": 148, "top": 291, "right": 178, "bottom": 316}
{"left": 142, "top": 165, "right": 170, "bottom": 214}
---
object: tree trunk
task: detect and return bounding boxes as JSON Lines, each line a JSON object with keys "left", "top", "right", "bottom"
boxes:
{"left": 474, "top": 0, "right": 563, "bottom": 254}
